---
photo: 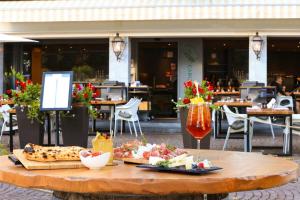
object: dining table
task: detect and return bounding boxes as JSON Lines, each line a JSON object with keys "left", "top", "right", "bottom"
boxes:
{"left": 213, "top": 101, "right": 253, "bottom": 138}
{"left": 246, "top": 108, "right": 294, "bottom": 156}
{"left": 90, "top": 100, "right": 127, "bottom": 134}
{"left": 0, "top": 149, "right": 298, "bottom": 200}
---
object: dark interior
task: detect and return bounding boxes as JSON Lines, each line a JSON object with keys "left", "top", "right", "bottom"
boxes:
{"left": 138, "top": 42, "right": 178, "bottom": 118}
{"left": 203, "top": 38, "right": 249, "bottom": 89}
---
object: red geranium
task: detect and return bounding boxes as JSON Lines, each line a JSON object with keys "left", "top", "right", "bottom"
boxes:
{"left": 15, "top": 80, "right": 19, "bottom": 86}
{"left": 183, "top": 98, "right": 190, "bottom": 104}
{"left": 184, "top": 80, "right": 193, "bottom": 88}
{"left": 206, "top": 95, "right": 212, "bottom": 101}
{"left": 6, "top": 89, "right": 11, "bottom": 95}
{"left": 83, "top": 93, "right": 89, "bottom": 99}
{"left": 198, "top": 88, "right": 205, "bottom": 94}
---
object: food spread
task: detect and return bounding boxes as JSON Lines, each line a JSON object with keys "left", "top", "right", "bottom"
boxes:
{"left": 113, "top": 140, "right": 187, "bottom": 160}
{"left": 23, "top": 143, "right": 84, "bottom": 162}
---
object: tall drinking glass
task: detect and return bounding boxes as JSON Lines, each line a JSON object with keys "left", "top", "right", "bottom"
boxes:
{"left": 186, "top": 103, "right": 212, "bottom": 149}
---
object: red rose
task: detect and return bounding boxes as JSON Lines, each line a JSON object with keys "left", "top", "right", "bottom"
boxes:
{"left": 75, "top": 83, "right": 82, "bottom": 90}
{"left": 198, "top": 88, "right": 205, "bottom": 94}
{"left": 87, "top": 83, "right": 92, "bottom": 89}
{"left": 207, "top": 95, "right": 212, "bottom": 101}
{"left": 84, "top": 93, "right": 89, "bottom": 99}
{"left": 20, "top": 81, "right": 26, "bottom": 89}
{"left": 208, "top": 85, "right": 214, "bottom": 91}
{"left": 192, "top": 87, "right": 197, "bottom": 95}
{"left": 184, "top": 80, "right": 193, "bottom": 88}
{"left": 15, "top": 80, "right": 19, "bottom": 86}
{"left": 183, "top": 98, "right": 191, "bottom": 104}
{"left": 6, "top": 89, "right": 11, "bottom": 95}
{"left": 26, "top": 79, "right": 32, "bottom": 84}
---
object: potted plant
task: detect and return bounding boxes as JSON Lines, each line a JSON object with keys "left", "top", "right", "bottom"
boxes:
{"left": 173, "top": 80, "right": 214, "bottom": 149}
{"left": 61, "top": 83, "right": 98, "bottom": 147}
{"left": 5, "top": 70, "right": 45, "bottom": 148}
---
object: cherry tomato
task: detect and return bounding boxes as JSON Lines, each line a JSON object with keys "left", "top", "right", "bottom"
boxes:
{"left": 91, "top": 152, "right": 101, "bottom": 157}
{"left": 197, "top": 162, "right": 204, "bottom": 168}
{"left": 143, "top": 151, "right": 151, "bottom": 159}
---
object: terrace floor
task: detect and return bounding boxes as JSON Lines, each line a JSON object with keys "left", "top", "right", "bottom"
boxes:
{"left": 0, "top": 119, "right": 300, "bottom": 200}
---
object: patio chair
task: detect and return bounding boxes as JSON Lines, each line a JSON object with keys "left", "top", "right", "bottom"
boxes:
{"left": 276, "top": 96, "right": 293, "bottom": 110}
{"left": 222, "top": 105, "right": 252, "bottom": 151}
{"left": 114, "top": 98, "right": 143, "bottom": 137}
{"left": 250, "top": 98, "right": 276, "bottom": 139}
{"left": 0, "top": 104, "right": 18, "bottom": 142}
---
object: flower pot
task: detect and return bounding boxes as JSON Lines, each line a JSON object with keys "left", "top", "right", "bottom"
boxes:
{"left": 61, "top": 105, "right": 89, "bottom": 147}
{"left": 16, "top": 106, "right": 44, "bottom": 148}
{"left": 179, "top": 107, "right": 211, "bottom": 149}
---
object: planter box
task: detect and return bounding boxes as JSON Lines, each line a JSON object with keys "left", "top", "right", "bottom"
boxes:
{"left": 61, "top": 105, "right": 89, "bottom": 147}
{"left": 16, "top": 106, "right": 44, "bottom": 148}
{"left": 179, "top": 107, "right": 211, "bottom": 149}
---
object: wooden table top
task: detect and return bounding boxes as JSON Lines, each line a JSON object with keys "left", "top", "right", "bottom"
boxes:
{"left": 213, "top": 91, "right": 240, "bottom": 96}
{"left": 247, "top": 108, "right": 293, "bottom": 115}
{"left": 90, "top": 100, "right": 127, "bottom": 106}
{"left": 214, "top": 101, "right": 253, "bottom": 107}
{"left": 7, "top": 109, "right": 16, "bottom": 114}
{"left": 0, "top": 150, "right": 297, "bottom": 195}
{"left": 0, "top": 100, "right": 14, "bottom": 105}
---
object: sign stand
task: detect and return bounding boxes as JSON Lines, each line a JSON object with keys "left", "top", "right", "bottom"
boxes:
{"left": 40, "top": 71, "right": 73, "bottom": 146}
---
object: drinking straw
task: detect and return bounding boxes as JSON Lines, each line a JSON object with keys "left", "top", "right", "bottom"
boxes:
{"left": 194, "top": 81, "right": 200, "bottom": 98}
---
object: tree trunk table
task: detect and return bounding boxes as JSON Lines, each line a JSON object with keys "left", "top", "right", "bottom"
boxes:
{"left": 0, "top": 150, "right": 298, "bottom": 200}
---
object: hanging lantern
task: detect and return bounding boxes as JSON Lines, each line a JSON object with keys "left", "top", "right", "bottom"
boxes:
{"left": 251, "top": 32, "right": 264, "bottom": 60}
{"left": 111, "top": 33, "right": 126, "bottom": 61}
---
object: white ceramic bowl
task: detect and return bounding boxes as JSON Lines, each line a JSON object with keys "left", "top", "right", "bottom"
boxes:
{"left": 80, "top": 150, "right": 110, "bottom": 170}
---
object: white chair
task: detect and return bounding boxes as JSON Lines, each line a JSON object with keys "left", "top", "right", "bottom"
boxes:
{"left": 0, "top": 104, "right": 18, "bottom": 141}
{"left": 114, "top": 98, "right": 143, "bottom": 137}
{"left": 276, "top": 96, "right": 293, "bottom": 110}
{"left": 250, "top": 98, "right": 276, "bottom": 139}
{"left": 222, "top": 105, "right": 252, "bottom": 151}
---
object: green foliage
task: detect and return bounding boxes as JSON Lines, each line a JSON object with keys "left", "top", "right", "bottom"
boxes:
{"left": 5, "top": 69, "right": 44, "bottom": 123}
{"left": 0, "top": 144, "right": 8, "bottom": 155}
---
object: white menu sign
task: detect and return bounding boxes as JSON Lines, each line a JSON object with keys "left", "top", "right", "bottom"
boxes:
{"left": 40, "top": 72, "right": 73, "bottom": 110}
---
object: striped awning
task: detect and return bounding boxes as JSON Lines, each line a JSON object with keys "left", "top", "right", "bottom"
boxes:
{"left": 0, "top": 0, "right": 300, "bottom": 22}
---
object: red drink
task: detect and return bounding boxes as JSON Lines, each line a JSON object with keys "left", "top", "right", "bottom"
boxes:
{"left": 186, "top": 103, "right": 211, "bottom": 140}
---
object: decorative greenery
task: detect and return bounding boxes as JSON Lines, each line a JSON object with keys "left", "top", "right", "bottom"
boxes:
{"left": 0, "top": 144, "right": 8, "bottom": 156}
{"left": 172, "top": 80, "right": 214, "bottom": 109}
{"left": 72, "top": 65, "right": 94, "bottom": 81}
{"left": 5, "top": 69, "right": 44, "bottom": 123}
{"left": 71, "top": 83, "right": 99, "bottom": 118}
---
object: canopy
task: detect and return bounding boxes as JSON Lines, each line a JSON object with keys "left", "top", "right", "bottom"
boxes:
{"left": 0, "top": 0, "right": 299, "bottom": 22}
{"left": 0, "top": 33, "right": 38, "bottom": 42}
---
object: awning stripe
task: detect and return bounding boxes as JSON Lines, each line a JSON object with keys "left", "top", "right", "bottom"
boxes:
{"left": 0, "top": 0, "right": 300, "bottom": 22}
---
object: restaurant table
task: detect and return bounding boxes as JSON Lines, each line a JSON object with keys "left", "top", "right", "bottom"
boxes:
{"left": 90, "top": 100, "right": 127, "bottom": 134}
{"left": 246, "top": 108, "right": 293, "bottom": 156}
{"left": 213, "top": 91, "right": 240, "bottom": 96}
{"left": 213, "top": 101, "right": 253, "bottom": 139}
{"left": 0, "top": 150, "right": 298, "bottom": 200}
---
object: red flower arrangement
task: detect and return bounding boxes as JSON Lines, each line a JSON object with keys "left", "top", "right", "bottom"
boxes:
{"left": 173, "top": 80, "right": 214, "bottom": 108}
{"left": 72, "top": 83, "right": 99, "bottom": 118}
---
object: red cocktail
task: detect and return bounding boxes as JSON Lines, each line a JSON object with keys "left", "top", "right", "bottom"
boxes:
{"left": 186, "top": 103, "right": 211, "bottom": 148}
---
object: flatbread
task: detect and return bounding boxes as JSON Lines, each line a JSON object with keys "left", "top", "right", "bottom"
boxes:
{"left": 23, "top": 143, "right": 84, "bottom": 162}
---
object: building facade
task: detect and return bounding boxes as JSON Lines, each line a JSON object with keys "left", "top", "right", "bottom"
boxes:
{"left": 1, "top": 0, "right": 300, "bottom": 112}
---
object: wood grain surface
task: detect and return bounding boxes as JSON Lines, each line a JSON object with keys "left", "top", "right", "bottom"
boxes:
{"left": 13, "top": 149, "right": 84, "bottom": 170}
{"left": 214, "top": 101, "right": 253, "bottom": 107}
{"left": 213, "top": 92, "right": 240, "bottom": 96}
{"left": 90, "top": 100, "right": 126, "bottom": 105}
{"left": 247, "top": 108, "right": 293, "bottom": 115}
{"left": 0, "top": 150, "right": 298, "bottom": 195}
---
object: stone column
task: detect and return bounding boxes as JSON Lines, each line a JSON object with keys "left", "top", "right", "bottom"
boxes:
{"left": 178, "top": 39, "right": 204, "bottom": 98}
{"left": 249, "top": 35, "right": 267, "bottom": 85}
{"left": 0, "top": 43, "right": 3, "bottom": 94}
{"left": 109, "top": 36, "right": 131, "bottom": 86}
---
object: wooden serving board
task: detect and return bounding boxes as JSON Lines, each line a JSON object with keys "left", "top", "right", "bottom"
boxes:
{"left": 120, "top": 158, "right": 148, "bottom": 164}
{"left": 13, "top": 149, "right": 84, "bottom": 170}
